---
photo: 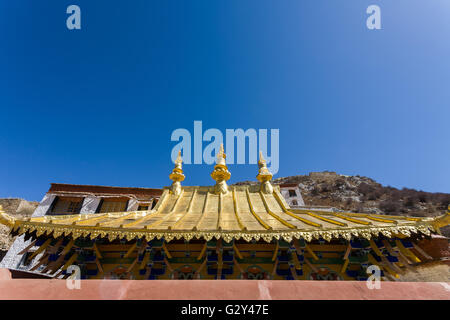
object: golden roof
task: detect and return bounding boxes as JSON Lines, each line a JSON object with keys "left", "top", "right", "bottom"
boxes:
{"left": 1, "top": 148, "right": 449, "bottom": 243}
{"left": 0, "top": 185, "right": 448, "bottom": 243}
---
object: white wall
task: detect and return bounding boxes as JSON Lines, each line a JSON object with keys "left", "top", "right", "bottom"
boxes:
{"left": 0, "top": 193, "right": 56, "bottom": 270}
{"left": 280, "top": 185, "right": 305, "bottom": 207}
{"left": 126, "top": 199, "right": 139, "bottom": 211}
{"left": 32, "top": 194, "right": 56, "bottom": 217}
{"left": 80, "top": 196, "right": 101, "bottom": 214}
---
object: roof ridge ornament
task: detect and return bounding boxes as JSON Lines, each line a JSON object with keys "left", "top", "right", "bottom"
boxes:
{"left": 0, "top": 206, "right": 15, "bottom": 228}
{"left": 169, "top": 151, "right": 185, "bottom": 196}
{"left": 257, "top": 151, "right": 273, "bottom": 194}
{"left": 211, "top": 144, "right": 231, "bottom": 194}
{"left": 433, "top": 205, "right": 450, "bottom": 230}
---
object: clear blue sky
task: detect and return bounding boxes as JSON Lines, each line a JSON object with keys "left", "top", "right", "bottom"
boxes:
{"left": 1, "top": 1, "right": 449, "bottom": 201}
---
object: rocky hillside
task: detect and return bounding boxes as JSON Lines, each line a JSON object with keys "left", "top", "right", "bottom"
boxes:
{"left": 0, "top": 199, "right": 38, "bottom": 260}
{"left": 274, "top": 171, "right": 450, "bottom": 237}
{"left": 236, "top": 171, "right": 450, "bottom": 237}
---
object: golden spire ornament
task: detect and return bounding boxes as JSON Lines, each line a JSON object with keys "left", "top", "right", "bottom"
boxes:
{"left": 211, "top": 144, "right": 231, "bottom": 194}
{"left": 169, "top": 151, "right": 185, "bottom": 196}
{"left": 256, "top": 151, "right": 273, "bottom": 194}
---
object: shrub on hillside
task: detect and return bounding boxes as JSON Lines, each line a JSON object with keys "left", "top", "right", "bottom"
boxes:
{"left": 404, "top": 197, "right": 417, "bottom": 208}
{"left": 333, "top": 179, "right": 346, "bottom": 191}
{"left": 366, "top": 191, "right": 382, "bottom": 201}
{"left": 319, "top": 183, "right": 330, "bottom": 192}
{"left": 417, "top": 191, "right": 428, "bottom": 203}
{"left": 379, "top": 200, "right": 400, "bottom": 214}
{"left": 357, "top": 183, "right": 373, "bottom": 196}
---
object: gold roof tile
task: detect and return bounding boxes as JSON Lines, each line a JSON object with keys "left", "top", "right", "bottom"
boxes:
{"left": 0, "top": 187, "right": 448, "bottom": 243}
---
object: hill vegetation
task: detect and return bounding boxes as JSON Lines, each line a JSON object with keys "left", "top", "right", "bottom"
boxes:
{"left": 273, "top": 171, "right": 450, "bottom": 237}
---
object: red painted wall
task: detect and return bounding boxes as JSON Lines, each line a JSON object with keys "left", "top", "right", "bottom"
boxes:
{"left": 0, "top": 268, "right": 448, "bottom": 300}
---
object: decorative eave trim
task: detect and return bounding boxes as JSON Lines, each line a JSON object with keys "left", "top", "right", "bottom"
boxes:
{"left": 12, "top": 220, "right": 435, "bottom": 243}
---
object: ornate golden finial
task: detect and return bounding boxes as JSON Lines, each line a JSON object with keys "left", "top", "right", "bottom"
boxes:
{"left": 169, "top": 150, "right": 185, "bottom": 196}
{"left": 257, "top": 151, "right": 273, "bottom": 194}
{"left": 211, "top": 144, "right": 231, "bottom": 194}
